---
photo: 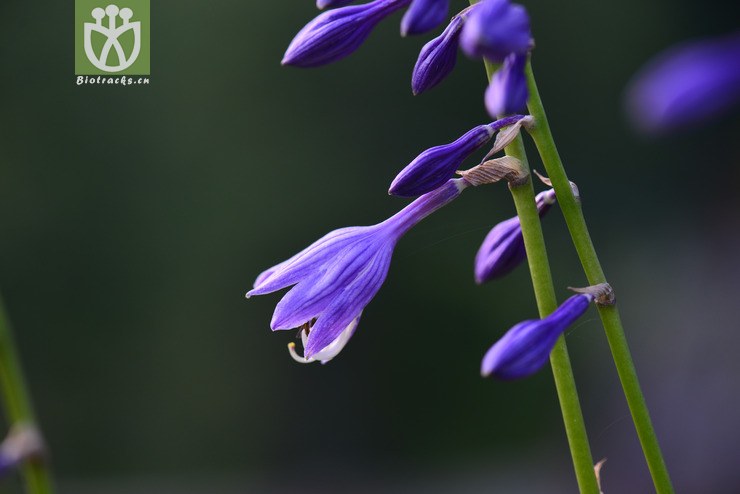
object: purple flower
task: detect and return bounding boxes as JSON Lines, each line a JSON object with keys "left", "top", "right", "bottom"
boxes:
{"left": 626, "top": 33, "right": 740, "bottom": 134}
{"left": 411, "top": 14, "right": 464, "bottom": 95}
{"left": 283, "top": 0, "right": 412, "bottom": 68}
{"left": 0, "top": 425, "right": 45, "bottom": 479}
{"left": 248, "top": 179, "right": 468, "bottom": 363}
{"left": 481, "top": 293, "right": 593, "bottom": 380}
{"left": 316, "top": 0, "right": 355, "bottom": 9}
{"left": 400, "top": 0, "right": 450, "bottom": 37}
{"left": 460, "top": 0, "right": 531, "bottom": 63}
{"left": 389, "top": 115, "right": 526, "bottom": 197}
{"left": 485, "top": 53, "right": 528, "bottom": 117}
{"left": 474, "top": 189, "right": 555, "bottom": 284}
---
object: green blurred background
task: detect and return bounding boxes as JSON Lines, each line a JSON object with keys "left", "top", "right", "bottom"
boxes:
{"left": 1, "top": 1, "right": 739, "bottom": 492}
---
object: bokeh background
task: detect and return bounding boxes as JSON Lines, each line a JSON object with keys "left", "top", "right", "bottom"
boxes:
{"left": 1, "top": 1, "right": 739, "bottom": 492}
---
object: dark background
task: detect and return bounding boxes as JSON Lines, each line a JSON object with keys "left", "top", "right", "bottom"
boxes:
{"left": 1, "top": 1, "right": 739, "bottom": 492}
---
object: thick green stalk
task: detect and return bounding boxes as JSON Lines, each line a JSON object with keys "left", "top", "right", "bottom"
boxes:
{"left": 481, "top": 60, "right": 599, "bottom": 494}
{"left": 0, "top": 296, "right": 54, "bottom": 494}
{"left": 524, "top": 61, "right": 674, "bottom": 494}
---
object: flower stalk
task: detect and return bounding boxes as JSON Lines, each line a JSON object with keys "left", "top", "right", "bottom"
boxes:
{"left": 523, "top": 61, "right": 675, "bottom": 494}
{"left": 0, "top": 295, "right": 53, "bottom": 494}
{"left": 479, "top": 56, "right": 601, "bottom": 493}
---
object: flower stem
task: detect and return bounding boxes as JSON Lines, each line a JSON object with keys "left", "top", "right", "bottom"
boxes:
{"left": 0, "top": 295, "right": 54, "bottom": 494}
{"left": 523, "top": 61, "right": 674, "bottom": 494}
{"left": 481, "top": 59, "right": 600, "bottom": 494}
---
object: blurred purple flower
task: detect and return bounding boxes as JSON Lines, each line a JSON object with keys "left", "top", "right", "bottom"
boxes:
{"left": 283, "top": 0, "right": 412, "bottom": 67}
{"left": 401, "top": 0, "right": 450, "bottom": 37}
{"left": 481, "top": 293, "right": 592, "bottom": 380}
{"left": 411, "top": 14, "right": 464, "bottom": 94}
{"left": 626, "top": 33, "right": 740, "bottom": 133}
{"left": 248, "top": 179, "right": 468, "bottom": 363}
{"left": 485, "top": 53, "right": 528, "bottom": 117}
{"left": 0, "top": 425, "right": 45, "bottom": 479}
{"left": 460, "top": 0, "right": 531, "bottom": 63}
{"left": 474, "top": 189, "right": 555, "bottom": 284}
{"left": 389, "top": 114, "right": 526, "bottom": 197}
{"left": 316, "top": 0, "right": 355, "bottom": 9}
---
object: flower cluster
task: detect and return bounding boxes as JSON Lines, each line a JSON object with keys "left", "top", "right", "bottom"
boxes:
{"left": 284, "top": 0, "right": 532, "bottom": 117}
{"left": 253, "top": 0, "right": 594, "bottom": 377}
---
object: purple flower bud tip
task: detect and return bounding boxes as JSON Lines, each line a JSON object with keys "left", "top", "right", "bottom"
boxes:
{"left": 316, "top": 0, "right": 356, "bottom": 9}
{"left": 388, "top": 116, "right": 525, "bottom": 198}
{"left": 460, "top": 0, "right": 531, "bottom": 63}
{"left": 626, "top": 33, "right": 740, "bottom": 134}
{"left": 411, "top": 14, "right": 463, "bottom": 95}
{"left": 282, "top": 0, "right": 411, "bottom": 68}
{"left": 249, "top": 179, "right": 467, "bottom": 363}
{"left": 400, "top": 0, "right": 450, "bottom": 37}
{"left": 474, "top": 189, "right": 555, "bottom": 284}
{"left": 486, "top": 53, "right": 528, "bottom": 118}
{"left": 481, "top": 294, "right": 592, "bottom": 380}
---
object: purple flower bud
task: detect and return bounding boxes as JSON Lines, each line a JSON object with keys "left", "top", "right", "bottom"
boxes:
{"left": 316, "top": 0, "right": 355, "bottom": 9}
{"left": 283, "top": 0, "right": 412, "bottom": 68}
{"left": 411, "top": 14, "right": 464, "bottom": 95}
{"left": 0, "top": 425, "right": 46, "bottom": 479}
{"left": 481, "top": 294, "right": 593, "bottom": 380}
{"left": 459, "top": 0, "right": 531, "bottom": 63}
{"left": 400, "top": 0, "right": 450, "bottom": 37}
{"left": 485, "top": 53, "right": 528, "bottom": 117}
{"left": 626, "top": 33, "right": 740, "bottom": 134}
{"left": 474, "top": 189, "right": 555, "bottom": 284}
{"left": 389, "top": 115, "right": 526, "bottom": 197}
{"left": 249, "top": 179, "right": 469, "bottom": 363}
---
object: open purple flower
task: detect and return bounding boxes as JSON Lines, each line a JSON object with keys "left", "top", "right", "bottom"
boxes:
{"left": 401, "top": 0, "right": 450, "bottom": 37}
{"left": 485, "top": 53, "right": 528, "bottom": 117}
{"left": 389, "top": 114, "right": 526, "bottom": 197}
{"left": 626, "top": 32, "right": 740, "bottom": 133}
{"left": 248, "top": 179, "right": 468, "bottom": 363}
{"left": 481, "top": 293, "right": 593, "bottom": 380}
{"left": 460, "top": 0, "right": 531, "bottom": 63}
{"left": 283, "top": 0, "right": 412, "bottom": 67}
{"left": 475, "top": 189, "right": 555, "bottom": 284}
{"left": 411, "top": 14, "right": 464, "bottom": 95}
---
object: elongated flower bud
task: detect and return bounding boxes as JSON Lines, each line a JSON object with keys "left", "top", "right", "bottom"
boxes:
{"left": 485, "top": 53, "right": 528, "bottom": 117}
{"left": 283, "top": 0, "right": 411, "bottom": 68}
{"left": 411, "top": 14, "right": 464, "bottom": 94}
{"left": 474, "top": 189, "right": 555, "bottom": 284}
{"left": 626, "top": 32, "right": 740, "bottom": 134}
{"left": 481, "top": 293, "right": 592, "bottom": 380}
{"left": 389, "top": 115, "right": 526, "bottom": 197}
{"left": 400, "top": 0, "right": 450, "bottom": 37}
{"left": 317, "top": 0, "right": 355, "bottom": 9}
{"left": 459, "top": 0, "right": 531, "bottom": 63}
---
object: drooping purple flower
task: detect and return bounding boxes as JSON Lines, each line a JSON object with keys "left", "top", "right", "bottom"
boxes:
{"left": 626, "top": 33, "right": 740, "bottom": 134}
{"left": 283, "top": 0, "right": 412, "bottom": 68}
{"left": 474, "top": 189, "right": 555, "bottom": 284}
{"left": 389, "top": 114, "right": 526, "bottom": 197}
{"left": 485, "top": 53, "right": 528, "bottom": 117}
{"left": 481, "top": 293, "right": 593, "bottom": 380}
{"left": 460, "top": 0, "right": 531, "bottom": 63}
{"left": 248, "top": 179, "right": 468, "bottom": 363}
{"left": 411, "top": 14, "right": 464, "bottom": 95}
{"left": 317, "top": 0, "right": 355, "bottom": 9}
{"left": 400, "top": 0, "right": 450, "bottom": 37}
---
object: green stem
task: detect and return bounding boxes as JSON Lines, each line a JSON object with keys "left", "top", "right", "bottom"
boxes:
{"left": 0, "top": 295, "right": 54, "bottom": 494}
{"left": 482, "top": 60, "right": 600, "bottom": 494}
{"left": 524, "top": 61, "right": 674, "bottom": 494}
